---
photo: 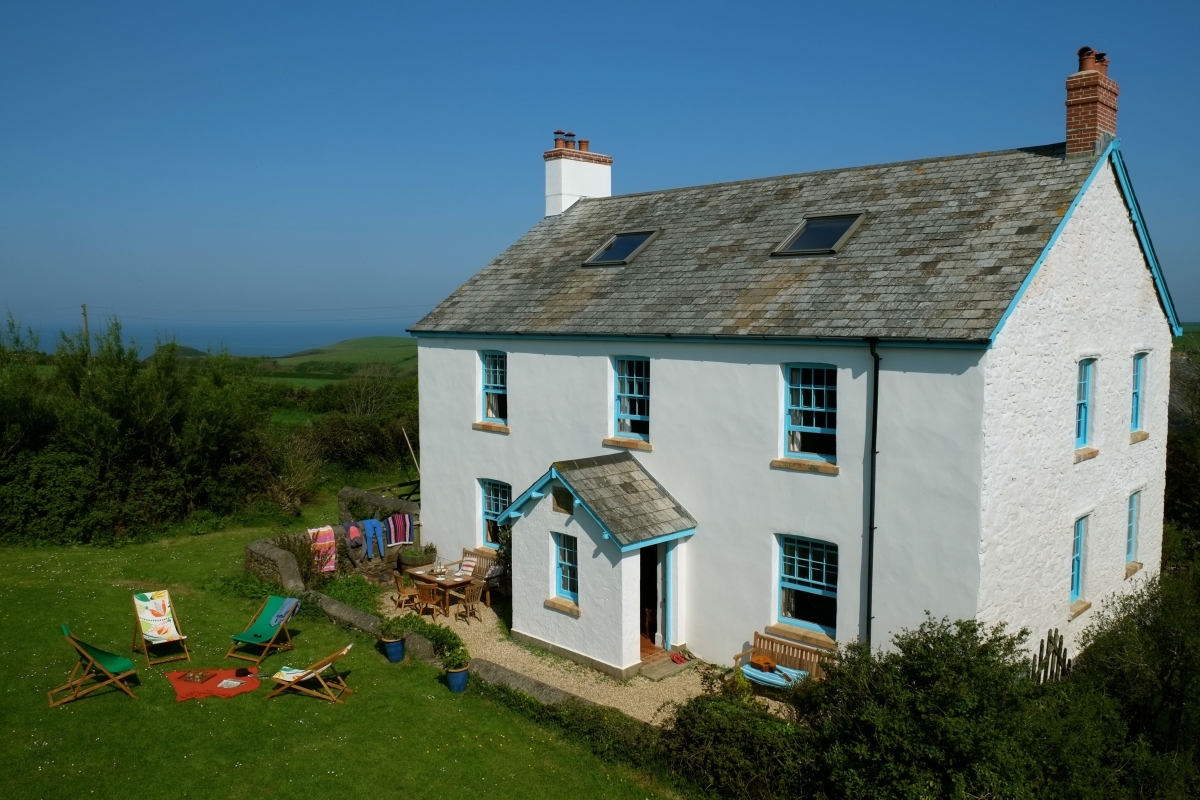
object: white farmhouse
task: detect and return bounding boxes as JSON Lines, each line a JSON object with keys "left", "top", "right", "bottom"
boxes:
{"left": 410, "top": 49, "right": 1182, "bottom": 678}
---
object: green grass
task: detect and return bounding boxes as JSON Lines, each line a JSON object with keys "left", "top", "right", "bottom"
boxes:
{"left": 274, "top": 336, "right": 417, "bottom": 371}
{"left": 0, "top": 519, "right": 672, "bottom": 800}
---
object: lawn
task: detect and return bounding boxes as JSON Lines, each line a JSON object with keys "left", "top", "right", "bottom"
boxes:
{"left": 0, "top": 519, "right": 672, "bottom": 800}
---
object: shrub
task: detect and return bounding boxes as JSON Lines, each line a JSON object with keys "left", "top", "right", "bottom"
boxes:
{"left": 320, "top": 575, "right": 384, "bottom": 615}
{"left": 272, "top": 530, "right": 330, "bottom": 589}
{"left": 384, "top": 613, "right": 463, "bottom": 658}
{"left": 441, "top": 645, "right": 471, "bottom": 671}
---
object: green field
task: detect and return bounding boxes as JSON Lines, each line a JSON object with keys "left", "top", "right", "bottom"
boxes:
{"left": 0, "top": 498, "right": 671, "bottom": 800}
{"left": 273, "top": 336, "right": 417, "bottom": 371}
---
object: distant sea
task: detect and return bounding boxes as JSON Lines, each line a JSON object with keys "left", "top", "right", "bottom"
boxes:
{"left": 25, "top": 319, "right": 422, "bottom": 357}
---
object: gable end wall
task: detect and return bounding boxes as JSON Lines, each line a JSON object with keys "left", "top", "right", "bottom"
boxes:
{"left": 979, "top": 162, "right": 1171, "bottom": 651}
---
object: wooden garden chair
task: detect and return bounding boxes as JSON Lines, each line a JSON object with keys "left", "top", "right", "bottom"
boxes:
{"left": 392, "top": 570, "right": 418, "bottom": 613}
{"left": 266, "top": 644, "right": 353, "bottom": 704}
{"left": 49, "top": 626, "right": 138, "bottom": 707}
{"left": 131, "top": 590, "right": 191, "bottom": 667}
{"left": 447, "top": 547, "right": 503, "bottom": 607}
{"left": 415, "top": 582, "right": 445, "bottom": 620}
{"left": 225, "top": 595, "right": 299, "bottom": 666}
{"left": 450, "top": 581, "right": 485, "bottom": 626}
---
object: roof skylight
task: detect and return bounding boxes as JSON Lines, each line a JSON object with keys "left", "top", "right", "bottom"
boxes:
{"left": 584, "top": 231, "right": 658, "bottom": 266}
{"left": 774, "top": 214, "right": 863, "bottom": 256}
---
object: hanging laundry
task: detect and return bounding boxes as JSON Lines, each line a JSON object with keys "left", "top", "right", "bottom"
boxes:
{"left": 390, "top": 513, "right": 414, "bottom": 544}
{"left": 308, "top": 526, "right": 337, "bottom": 573}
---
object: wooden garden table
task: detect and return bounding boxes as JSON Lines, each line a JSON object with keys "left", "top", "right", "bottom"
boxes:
{"left": 404, "top": 568, "right": 475, "bottom": 615}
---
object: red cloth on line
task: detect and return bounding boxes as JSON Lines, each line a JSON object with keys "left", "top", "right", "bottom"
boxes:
{"left": 166, "top": 667, "right": 260, "bottom": 702}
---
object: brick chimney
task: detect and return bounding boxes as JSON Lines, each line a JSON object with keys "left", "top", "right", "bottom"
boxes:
{"left": 1066, "top": 46, "right": 1119, "bottom": 158}
{"left": 544, "top": 131, "right": 612, "bottom": 216}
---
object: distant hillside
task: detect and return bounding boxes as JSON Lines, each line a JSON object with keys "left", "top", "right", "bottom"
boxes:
{"left": 274, "top": 336, "right": 417, "bottom": 370}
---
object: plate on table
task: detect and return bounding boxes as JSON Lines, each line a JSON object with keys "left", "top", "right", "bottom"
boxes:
{"left": 436, "top": 577, "right": 445, "bottom": 582}
{"left": 414, "top": 570, "right": 425, "bottom": 574}
{"left": 454, "top": 572, "right": 464, "bottom": 578}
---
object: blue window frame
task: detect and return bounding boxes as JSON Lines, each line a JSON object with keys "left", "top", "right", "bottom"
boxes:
{"left": 1071, "top": 517, "right": 1086, "bottom": 603}
{"left": 555, "top": 533, "right": 579, "bottom": 602}
{"left": 779, "top": 536, "right": 838, "bottom": 636}
{"left": 614, "top": 357, "right": 650, "bottom": 440}
{"left": 1076, "top": 360, "right": 1094, "bottom": 448}
{"left": 785, "top": 365, "right": 838, "bottom": 461}
{"left": 482, "top": 351, "right": 507, "bottom": 423}
{"left": 480, "top": 479, "right": 511, "bottom": 549}
{"left": 1127, "top": 492, "right": 1141, "bottom": 564}
{"left": 1131, "top": 353, "right": 1145, "bottom": 432}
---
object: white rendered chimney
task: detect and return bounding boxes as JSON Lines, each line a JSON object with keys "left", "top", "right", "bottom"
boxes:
{"left": 544, "top": 132, "right": 612, "bottom": 216}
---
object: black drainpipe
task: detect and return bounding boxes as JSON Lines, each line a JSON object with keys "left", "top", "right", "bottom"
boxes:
{"left": 864, "top": 338, "right": 881, "bottom": 647}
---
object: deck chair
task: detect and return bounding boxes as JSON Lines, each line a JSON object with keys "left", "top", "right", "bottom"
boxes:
{"left": 225, "top": 595, "right": 299, "bottom": 666}
{"left": 49, "top": 626, "right": 138, "bottom": 707}
{"left": 265, "top": 644, "right": 353, "bottom": 704}
{"left": 131, "top": 590, "right": 191, "bottom": 667}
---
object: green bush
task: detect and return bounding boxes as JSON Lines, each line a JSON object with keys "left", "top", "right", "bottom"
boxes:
{"left": 441, "top": 645, "right": 471, "bottom": 671}
{"left": 320, "top": 575, "right": 384, "bottom": 615}
{"left": 383, "top": 613, "right": 463, "bottom": 658}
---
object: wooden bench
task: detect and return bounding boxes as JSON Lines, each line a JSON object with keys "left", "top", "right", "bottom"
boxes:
{"left": 733, "top": 631, "right": 831, "bottom": 682}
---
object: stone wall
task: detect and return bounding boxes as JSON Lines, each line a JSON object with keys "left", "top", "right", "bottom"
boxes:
{"left": 244, "top": 539, "right": 305, "bottom": 594}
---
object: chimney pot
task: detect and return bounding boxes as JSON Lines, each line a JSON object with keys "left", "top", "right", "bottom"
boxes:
{"left": 1078, "top": 46, "right": 1096, "bottom": 72}
{"left": 554, "top": 135, "right": 566, "bottom": 149}
{"left": 1066, "top": 46, "right": 1119, "bottom": 158}
{"left": 578, "top": 139, "right": 590, "bottom": 152}
{"left": 566, "top": 140, "right": 576, "bottom": 150}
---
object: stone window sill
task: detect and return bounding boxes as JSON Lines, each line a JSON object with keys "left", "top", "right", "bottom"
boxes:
{"left": 770, "top": 457, "right": 840, "bottom": 476}
{"left": 1074, "top": 447, "right": 1099, "bottom": 464}
{"left": 603, "top": 437, "right": 653, "bottom": 452}
{"left": 472, "top": 421, "right": 510, "bottom": 435}
{"left": 1068, "top": 599, "right": 1092, "bottom": 621}
{"left": 1125, "top": 561, "right": 1144, "bottom": 579}
{"left": 1130, "top": 430, "right": 1149, "bottom": 444}
{"left": 544, "top": 596, "right": 581, "bottom": 617}
{"left": 765, "top": 622, "right": 836, "bottom": 651}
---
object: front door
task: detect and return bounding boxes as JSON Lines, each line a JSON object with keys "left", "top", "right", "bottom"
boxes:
{"left": 640, "top": 546, "right": 660, "bottom": 650}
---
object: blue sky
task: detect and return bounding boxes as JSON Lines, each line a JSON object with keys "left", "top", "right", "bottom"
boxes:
{"left": 2, "top": 1, "right": 1197, "bottom": 354}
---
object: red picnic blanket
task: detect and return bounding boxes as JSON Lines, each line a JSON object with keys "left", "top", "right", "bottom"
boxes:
{"left": 166, "top": 667, "right": 260, "bottom": 702}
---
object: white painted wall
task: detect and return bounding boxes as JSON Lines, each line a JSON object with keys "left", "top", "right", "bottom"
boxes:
{"left": 418, "top": 337, "right": 990, "bottom": 664}
{"left": 545, "top": 156, "right": 611, "bottom": 216}
{"left": 509, "top": 484, "right": 639, "bottom": 672}
{"left": 979, "top": 161, "right": 1172, "bottom": 651}
{"left": 872, "top": 348, "right": 986, "bottom": 647}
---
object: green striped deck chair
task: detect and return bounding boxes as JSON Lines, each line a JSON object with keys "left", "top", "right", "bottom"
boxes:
{"left": 48, "top": 626, "right": 138, "bottom": 707}
{"left": 225, "top": 595, "right": 298, "bottom": 666}
{"left": 131, "top": 589, "right": 192, "bottom": 667}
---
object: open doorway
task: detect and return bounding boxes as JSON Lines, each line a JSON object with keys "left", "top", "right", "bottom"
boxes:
{"left": 640, "top": 546, "right": 663, "bottom": 661}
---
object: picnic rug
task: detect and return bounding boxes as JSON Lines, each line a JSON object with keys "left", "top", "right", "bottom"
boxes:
{"left": 165, "top": 667, "right": 260, "bottom": 702}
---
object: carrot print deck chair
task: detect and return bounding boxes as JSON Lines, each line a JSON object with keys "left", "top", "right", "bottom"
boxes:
{"left": 266, "top": 644, "right": 353, "bottom": 704}
{"left": 225, "top": 595, "right": 299, "bottom": 666}
{"left": 49, "top": 626, "right": 138, "bottom": 707}
{"left": 131, "top": 590, "right": 191, "bottom": 666}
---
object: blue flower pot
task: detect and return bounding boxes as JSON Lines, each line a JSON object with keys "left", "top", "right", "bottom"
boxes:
{"left": 447, "top": 667, "right": 469, "bottom": 693}
{"left": 381, "top": 638, "right": 405, "bottom": 663}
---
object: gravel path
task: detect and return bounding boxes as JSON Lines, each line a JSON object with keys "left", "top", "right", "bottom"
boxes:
{"left": 379, "top": 591, "right": 705, "bottom": 725}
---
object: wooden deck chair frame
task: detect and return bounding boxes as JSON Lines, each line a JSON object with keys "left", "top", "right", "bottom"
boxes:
{"left": 130, "top": 591, "right": 192, "bottom": 667}
{"left": 266, "top": 646, "right": 353, "bottom": 704}
{"left": 225, "top": 596, "right": 296, "bottom": 666}
{"left": 48, "top": 629, "right": 137, "bottom": 708}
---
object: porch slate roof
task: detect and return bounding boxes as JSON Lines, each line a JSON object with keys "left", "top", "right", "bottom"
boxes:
{"left": 411, "top": 143, "right": 1100, "bottom": 342}
{"left": 553, "top": 452, "right": 696, "bottom": 548}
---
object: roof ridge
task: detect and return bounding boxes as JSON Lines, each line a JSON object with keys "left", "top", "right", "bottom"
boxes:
{"left": 567, "top": 142, "right": 1076, "bottom": 207}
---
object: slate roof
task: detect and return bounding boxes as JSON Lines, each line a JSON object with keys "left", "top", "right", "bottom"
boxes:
{"left": 412, "top": 143, "right": 1100, "bottom": 341}
{"left": 553, "top": 452, "right": 696, "bottom": 548}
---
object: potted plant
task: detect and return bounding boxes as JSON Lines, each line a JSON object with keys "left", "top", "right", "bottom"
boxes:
{"left": 378, "top": 616, "right": 407, "bottom": 663}
{"left": 443, "top": 645, "right": 471, "bottom": 693}
{"left": 398, "top": 543, "right": 437, "bottom": 569}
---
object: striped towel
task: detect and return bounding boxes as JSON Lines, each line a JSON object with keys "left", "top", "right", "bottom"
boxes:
{"left": 308, "top": 526, "right": 337, "bottom": 573}
{"left": 390, "top": 514, "right": 414, "bottom": 544}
